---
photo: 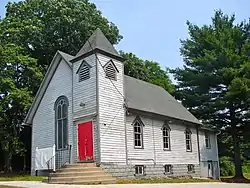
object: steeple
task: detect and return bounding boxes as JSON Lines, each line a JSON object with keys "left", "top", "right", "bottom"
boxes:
{"left": 71, "top": 28, "right": 122, "bottom": 62}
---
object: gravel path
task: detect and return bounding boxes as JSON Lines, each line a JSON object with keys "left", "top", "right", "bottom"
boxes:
{"left": 1, "top": 182, "right": 250, "bottom": 188}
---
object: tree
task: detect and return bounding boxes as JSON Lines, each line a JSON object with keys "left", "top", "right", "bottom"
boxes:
{"left": 171, "top": 10, "right": 250, "bottom": 178}
{"left": 144, "top": 60, "right": 174, "bottom": 93}
{"left": 121, "top": 51, "right": 150, "bottom": 82}
{"left": 121, "top": 51, "right": 174, "bottom": 93}
{"left": 0, "top": 44, "right": 43, "bottom": 171}
{"left": 0, "top": 0, "right": 122, "bottom": 73}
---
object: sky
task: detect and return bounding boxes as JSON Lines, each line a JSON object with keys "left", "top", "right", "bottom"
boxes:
{"left": 0, "top": 0, "right": 249, "bottom": 72}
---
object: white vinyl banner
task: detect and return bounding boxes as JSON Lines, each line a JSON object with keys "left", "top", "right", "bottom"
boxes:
{"left": 35, "top": 144, "right": 55, "bottom": 171}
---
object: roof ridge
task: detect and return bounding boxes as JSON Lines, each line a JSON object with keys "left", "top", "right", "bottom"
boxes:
{"left": 75, "top": 28, "right": 121, "bottom": 59}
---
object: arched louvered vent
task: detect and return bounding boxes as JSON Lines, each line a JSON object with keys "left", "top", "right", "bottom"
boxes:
{"left": 77, "top": 61, "right": 91, "bottom": 82}
{"left": 104, "top": 60, "right": 118, "bottom": 80}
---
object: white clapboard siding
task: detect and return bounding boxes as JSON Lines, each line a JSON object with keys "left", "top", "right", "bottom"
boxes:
{"left": 73, "top": 54, "right": 97, "bottom": 119}
{"left": 97, "top": 54, "right": 126, "bottom": 163}
{"left": 31, "top": 58, "right": 73, "bottom": 174}
{"left": 199, "top": 131, "right": 219, "bottom": 162}
{"left": 126, "top": 115, "right": 200, "bottom": 165}
{"left": 72, "top": 54, "right": 98, "bottom": 162}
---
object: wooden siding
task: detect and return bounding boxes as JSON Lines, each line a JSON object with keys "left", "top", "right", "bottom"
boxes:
{"left": 31, "top": 58, "right": 73, "bottom": 174}
{"left": 199, "top": 130, "right": 219, "bottom": 178}
{"left": 72, "top": 54, "right": 98, "bottom": 162}
{"left": 126, "top": 115, "right": 200, "bottom": 165}
{"left": 199, "top": 131, "right": 218, "bottom": 162}
{"left": 72, "top": 54, "right": 97, "bottom": 119}
{"left": 97, "top": 53, "right": 126, "bottom": 163}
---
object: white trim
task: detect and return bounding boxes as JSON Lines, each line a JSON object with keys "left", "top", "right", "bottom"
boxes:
{"left": 24, "top": 51, "right": 73, "bottom": 125}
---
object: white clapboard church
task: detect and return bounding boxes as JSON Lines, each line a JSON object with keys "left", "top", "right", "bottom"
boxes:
{"left": 24, "top": 28, "right": 220, "bottom": 184}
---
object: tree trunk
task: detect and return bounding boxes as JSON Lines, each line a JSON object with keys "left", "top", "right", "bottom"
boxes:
{"left": 230, "top": 107, "right": 243, "bottom": 178}
{"left": 231, "top": 129, "right": 243, "bottom": 178}
{"left": 3, "top": 150, "right": 12, "bottom": 172}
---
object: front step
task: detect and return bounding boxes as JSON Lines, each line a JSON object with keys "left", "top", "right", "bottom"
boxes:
{"left": 48, "top": 163, "right": 116, "bottom": 184}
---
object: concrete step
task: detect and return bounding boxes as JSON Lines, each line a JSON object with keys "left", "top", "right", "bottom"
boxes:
{"left": 57, "top": 166, "right": 102, "bottom": 172}
{"left": 64, "top": 163, "right": 96, "bottom": 167}
{"left": 51, "top": 171, "right": 111, "bottom": 177}
{"left": 49, "top": 175, "right": 116, "bottom": 184}
{"left": 50, "top": 178, "right": 116, "bottom": 185}
{"left": 49, "top": 163, "right": 116, "bottom": 184}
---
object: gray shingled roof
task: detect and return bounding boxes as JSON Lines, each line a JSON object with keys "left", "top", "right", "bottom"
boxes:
{"left": 75, "top": 28, "right": 121, "bottom": 58}
{"left": 58, "top": 50, "right": 74, "bottom": 63}
{"left": 124, "top": 75, "right": 202, "bottom": 125}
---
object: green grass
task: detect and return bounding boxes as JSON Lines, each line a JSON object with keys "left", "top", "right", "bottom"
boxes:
{"left": 116, "top": 177, "right": 220, "bottom": 184}
{"left": 0, "top": 175, "right": 45, "bottom": 181}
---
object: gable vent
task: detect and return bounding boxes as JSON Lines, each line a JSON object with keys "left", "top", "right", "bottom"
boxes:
{"left": 79, "top": 63, "right": 90, "bottom": 82}
{"left": 105, "top": 63, "right": 116, "bottom": 80}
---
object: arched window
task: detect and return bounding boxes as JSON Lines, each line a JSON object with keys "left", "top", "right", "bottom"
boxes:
{"left": 133, "top": 116, "right": 144, "bottom": 149}
{"left": 185, "top": 128, "right": 192, "bottom": 152}
{"left": 162, "top": 124, "right": 171, "bottom": 150}
{"left": 54, "top": 96, "right": 69, "bottom": 150}
{"left": 104, "top": 60, "right": 118, "bottom": 80}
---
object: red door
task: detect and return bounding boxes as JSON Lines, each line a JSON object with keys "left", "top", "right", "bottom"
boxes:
{"left": 78, "top": 121, "right": 94, "bottom": 161}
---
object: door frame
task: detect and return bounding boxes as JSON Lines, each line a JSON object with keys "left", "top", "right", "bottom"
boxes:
{"left": 76, "top": 119, "right": 94, "bottom": 162}
{"left": 207, "top": 160, "right": 214, "bottom": 178}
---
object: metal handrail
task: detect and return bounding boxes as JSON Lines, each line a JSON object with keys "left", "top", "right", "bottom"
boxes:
{"left": 46, "top": 144, "right": 72, "bottom": 183}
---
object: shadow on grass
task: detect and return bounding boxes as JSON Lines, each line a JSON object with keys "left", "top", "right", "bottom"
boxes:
{"left": 221, "top": 176, "right": 250, "bottom": 184}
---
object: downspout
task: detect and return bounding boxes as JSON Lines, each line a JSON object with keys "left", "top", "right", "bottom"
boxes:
{"left": 124, "top": 102, "right": 128, "bottom": 165}
{"left": 215, "top": 130, "right": 221, "bottom": 180}
{"left": 196, "top": 126, "right": 201, "bottom": 174}
{"left": 96, "top": 54, "right": 101, "bottom": 164}
{"left": 152, "top": 119, "right": 156, "bottom": 165}
{"left": 71, "top": 60, "right": 74, "bottom": 164}
{"left": 124, "top": 62, "right": 128, "bottom": 165}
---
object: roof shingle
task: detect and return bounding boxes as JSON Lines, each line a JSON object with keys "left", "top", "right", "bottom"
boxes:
{"left": 124, "top": 75, "right": 202, "bottom": 125}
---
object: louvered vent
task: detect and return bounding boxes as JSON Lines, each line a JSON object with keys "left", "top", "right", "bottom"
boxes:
{"left": 105, "top": 63, "right": 116, "bottom": 80}
{"left": 79, "top": 64, "right": 90, "bottom": 82}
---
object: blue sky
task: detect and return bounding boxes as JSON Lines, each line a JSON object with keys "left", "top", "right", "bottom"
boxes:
{"left": 0, "top": 0, "right": 249, "bottom": 71}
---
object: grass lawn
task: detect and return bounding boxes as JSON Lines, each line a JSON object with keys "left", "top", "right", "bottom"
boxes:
{"left": 0, "top": 175, "right": 45, "bottom": 182}
{"left": 116, "top": 177, "right": 220, "bottom": 184}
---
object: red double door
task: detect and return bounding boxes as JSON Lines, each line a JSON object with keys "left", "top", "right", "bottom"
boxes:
{"left": 78, "top": 121, "right": 94, "bottom": 161}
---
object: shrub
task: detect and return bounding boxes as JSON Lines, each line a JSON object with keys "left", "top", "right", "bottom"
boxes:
{"left": 220, "top": 156, "right": 235, "bottom": 176}
{"left": 243, "top": 162, "right": 250, "bottom": 174}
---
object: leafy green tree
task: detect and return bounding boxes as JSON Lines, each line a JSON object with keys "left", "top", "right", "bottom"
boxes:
{"left": 171, "top": 10, "right": 250, "bottom": 178}
{"left": 0, "top": 0, "right": 122, "bottom": 73}
{"left": 121, "top": 51, "right": 174, "bottom": 93}
{"left": 121, "top": 51, "right": 150, "bottom": 82}
{"left": 144, "top": 60, "right": 174, "bottom": 93}
{"left": 0, "top": 44, "right": 42, "bottom": 171}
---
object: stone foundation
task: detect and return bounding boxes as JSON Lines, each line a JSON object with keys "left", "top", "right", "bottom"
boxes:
{"left": 101, "top": 163, "right": 201, "bottom": 179}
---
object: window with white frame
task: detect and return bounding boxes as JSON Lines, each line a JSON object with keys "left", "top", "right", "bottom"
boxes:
{"left": 185, "top": 128, "right": 192, "bottom": 152}
{"left": 133, "top": 117, "right": 144, "bottom": 148}
{"left": 55, "top": 96, "right": 68, "bottom": 150}
{"left": 164, "top": 164, "right": 173, "bottom": 174}
{"left": 135, "top": 165, "right": 145, "bottom": 175}
{"left": 162, "top": 124, "right": 171, "bottom": 150}
{"left": 205, "top": 132, "right": 211, "bottom": 149}
{"left": 104, "top": 61, "right": 117, "bottom": 80}
{"left": 187, "top": 164, "right": 195, "bottom": 173}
